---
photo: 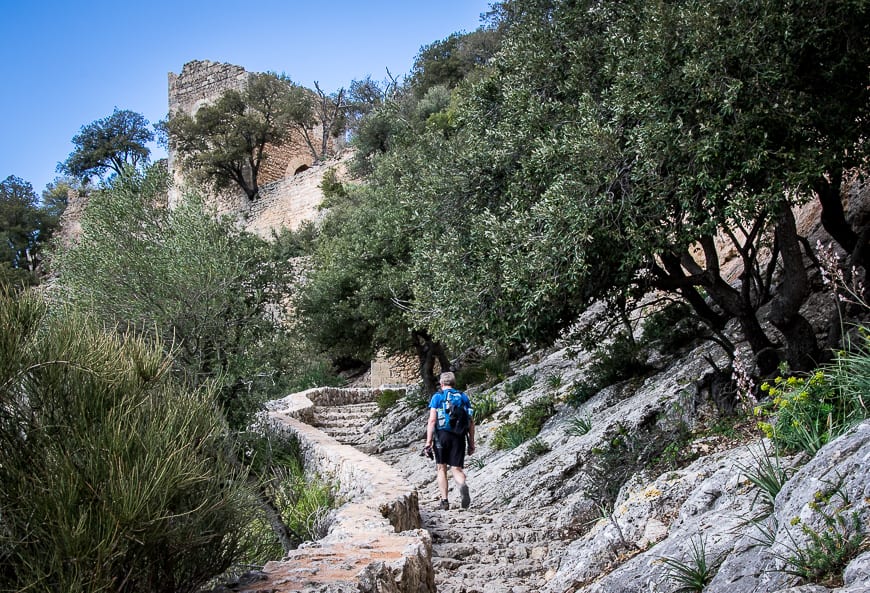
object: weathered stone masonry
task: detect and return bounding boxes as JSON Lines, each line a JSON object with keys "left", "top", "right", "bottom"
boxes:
{"left": 235, "top": 387, "right": 435, "bottom": 593}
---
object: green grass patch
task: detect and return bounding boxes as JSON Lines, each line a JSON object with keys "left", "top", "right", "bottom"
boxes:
{"left": 492, "top": 396, "right": 556, "bottom": 450}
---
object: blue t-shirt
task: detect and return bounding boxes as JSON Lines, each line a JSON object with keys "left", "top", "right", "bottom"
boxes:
{"left": 429, "top": 388, "right": 472, "bottom": 433}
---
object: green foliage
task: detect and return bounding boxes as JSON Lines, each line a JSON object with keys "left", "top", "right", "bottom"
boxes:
{"left": 756, "top": 369, "right": 848, "bottom": 456}
{"left": 274, "top": 467, "right": 336, "bottom": 544}
{"left": 49, "top": 166, "right": 296, "bottom": 429}
{"left": 567, "top": 380, "right": 599, "bottom": 407}
{"left": 410, "top": 29, "right": 501, "bottom": 98}
{"left": 167, "top": 72, "right": 300, "bottom": 202}
{"left": 376, "top": 389, "right": 403, "bottom": 414}
{"left": 344, "top": 0, "right": 870, "bottom": 375}
{"left": 737, "top": 443, "right": 793, "bottom": 520}
{"left": 472, "top": 390, "right": 499, "bottom": 423}
{"left": 512, "top": 438, "right": 552, "bottom": 468}
{"left": 59, "top": 108, "right": 153, "bottom": 181}
{"left": 0, "top": 175, "right": 56, "bottom": 285}
{"left": 0, "top": 289, "right": 252, "bottom": 593}
{"left": 285, "top": 357, "right": 345, "bottom": 392}
{"left": 455, "top": 352, "right": 511, "bottom": 389}
{"left": 567, "top": 331, "right": 651, "bottom": 407}
{"left": 589, "top": 332, "right": 652, "bottom": 388}
{"left": 826, "top": 329, "right": 870, "bottom": 423}
{"left": 405, "top": 386, "right": 431, "bottom": 411}
{"left": 660, "top": 535, "right": 722, "bottom": 593}
{"left": 270, "top": 222, "right": 318, "bottom": 258}
{"left": 505, "top": 373, "right": 535, "bottom": 399}
{"left": 779, "top": 484, "right": 867, "bottom": 587}
{"left": 491, "top": 396, "right": 556, "bottom": 450}
{"left": 566, "top": 414, "right": 592, "bottom": 437}
{"left": 318, "top": 167, "right": 349, "bottom": 209}
{"left": 587, "top": 415, "right": 692, "bottom": 512}
{"left": 295, "top": 179, "right": 421, "bottom": 373}
{"left": 640, "top": 301, "right": 704, "bottom": 352}
{"left": 546, "top": 371, "right": 564, "bottom": 390}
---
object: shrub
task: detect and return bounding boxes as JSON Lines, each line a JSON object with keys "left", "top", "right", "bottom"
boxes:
{"left": 567, "top": 331, "right": 652, "bottom": 408}
{"left": 779, "top": 481, "right": 867, "bottom": 587}
{"left": 586, "top": 416, "right": 691, "bottom": 512}
{"left": 0, "top": 289, "right": 252, "bottom": 593}
{"left": 405, "top": 387, "right": 431, "bottom": 411}
{"left": 376, "top": 388, "right": 403, "bottom": 414}
{"left": 546, "top": 371, "right": 564, "bottom": 389}
{"left": 641, "top": 301, "right": 703, "bottom": 351}
{"left": 589, "top": 331, "right": 651, "bottom": 387}
{"left": 472, "top": 390, "right": 499, "bottom": 423}
{"left": 505, "top": 373, "right": 535, "bottom": 399}
{"left": 566, "top": 414, "right": 593, "bottom": 436}
{"left": 513, "top": 438, "right": 552, "bottom": 468}
{"left": 755, "top": 328, "right": 869, "bottom": 456}
{"left": 455, "top": 352, "right": 511, "bottom": 389}
{"left": 567, "top": 379, "right": 599, "bottom": 407}
{"left": 492, "top": 396, "right": 556, "bottom": 450}
{"left": 736, "top": 443, "right": 793, "bottom": 520}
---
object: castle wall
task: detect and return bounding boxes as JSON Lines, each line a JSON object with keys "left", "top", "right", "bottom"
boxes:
{"left": 167, "top": 60, "right": 340, "bottom": 210}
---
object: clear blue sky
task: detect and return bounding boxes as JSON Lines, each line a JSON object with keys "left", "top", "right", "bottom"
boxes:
{"left": 1, "top": 1, "right": 492, "bottom": 196}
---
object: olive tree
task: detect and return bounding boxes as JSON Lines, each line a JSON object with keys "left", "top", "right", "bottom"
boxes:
{"left": 404, "top": 0, "right": 870, "bottom": 377}
{"left": 167, "top": 72, "right": 296, "bottom": 203}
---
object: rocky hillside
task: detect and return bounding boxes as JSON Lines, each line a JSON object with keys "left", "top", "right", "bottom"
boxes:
{"left": 349, "top": 299, "right": 869, "bottom": 593}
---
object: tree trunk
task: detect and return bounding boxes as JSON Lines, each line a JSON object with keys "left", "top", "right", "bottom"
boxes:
{"left": 412, "top": 330, "right": 450, "bottom": 395}
{"left": 815, "top": 171, "right": 857, "bottom": 253}
{"left": 767, "top": 205, "right": 820, "bottom": 372}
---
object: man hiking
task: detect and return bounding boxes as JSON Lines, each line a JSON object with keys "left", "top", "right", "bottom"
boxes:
{"left": 425, "top": 371, "right": 475, "bottom": 510}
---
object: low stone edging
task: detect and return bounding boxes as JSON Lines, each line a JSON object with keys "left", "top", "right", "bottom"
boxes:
{"left": 240, "top": 388, "right": 433, "bottom": 593}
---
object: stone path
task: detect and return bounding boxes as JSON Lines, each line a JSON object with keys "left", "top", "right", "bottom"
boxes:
{"left": 314, "top": 401, "right": 562, "bottom": 593}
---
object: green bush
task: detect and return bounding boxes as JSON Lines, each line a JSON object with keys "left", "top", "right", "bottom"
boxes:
{"left": 755, "top": 328, "right": 869, "bottom": 456}
{"left": 566, "top": 414, "right": 593, "bottom": 436}
{"left": 736, "top": 443, "right": 793, "bottom": 520}
{"left": 586, "top": 417, "right": 691, "bottom": 512}
{"left": 505, "top": 373, "right": 535, "bottom": 399}
{"left": 641, "top": 301, "right": 703, "bottom": 351}
{"left": 405, "top": 387, "right": 431, "bottom": 411}
{"left": 567, "top": 331, "right": 652, "bottom": 408}
{"left": 777, "top": 481, "right": 867, "bottom": 587}
{"left": 0, "top": 289, "right": 252, "bottom": 593}
{"left": 589, "top": 331, "right": 651, "bottom": 387}
{"left": 376, "top": 388, "right": 403, "bottom": 414}
{"left": 473, "top": 391, "right": 500, "bottom": 423}
{"left": 492, "top": 397, "right": 556, "bottom": 450}
{"left": 455, "top": 352, "right": 511, "bottom": 389}
{"left": 567, "top": 379, "right": 599, "bottom": 407}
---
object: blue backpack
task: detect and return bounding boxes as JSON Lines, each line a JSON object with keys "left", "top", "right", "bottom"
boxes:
{"left": 436, "top": 388, "right": 473, "bottom": 435}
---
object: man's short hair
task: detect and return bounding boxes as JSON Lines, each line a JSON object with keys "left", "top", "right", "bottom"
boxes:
{"left": 439, "top": 371, "right": 456, "bottom": 387}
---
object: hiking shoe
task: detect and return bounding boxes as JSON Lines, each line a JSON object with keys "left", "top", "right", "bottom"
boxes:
{"left": 439, "top": 499, "right": 450, "bottom": 511}
{"left": 460, "top": 484, "right": 471, "bottom": 509}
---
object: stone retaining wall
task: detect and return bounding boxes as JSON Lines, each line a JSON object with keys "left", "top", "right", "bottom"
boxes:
{"left": 241, "top": 388, "right": 433, "bottom": 593}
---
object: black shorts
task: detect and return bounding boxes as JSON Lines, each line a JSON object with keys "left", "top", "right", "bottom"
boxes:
{"left": 434, "top": 429, "right": 466, "bottom": 468}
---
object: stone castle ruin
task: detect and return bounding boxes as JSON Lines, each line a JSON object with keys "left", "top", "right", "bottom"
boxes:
{"left": 167, "top": 60, "right": 344, "bottom": 238}
{"left": 167, "top": 60, "right": 417, "bottom": 388}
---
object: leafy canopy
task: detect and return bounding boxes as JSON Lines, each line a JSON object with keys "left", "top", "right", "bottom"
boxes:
{"left": 58, "top": 108, "right": 154, "bottom": 181}
{"left": 49, "top": 165, "right": 296, "bottom": 429}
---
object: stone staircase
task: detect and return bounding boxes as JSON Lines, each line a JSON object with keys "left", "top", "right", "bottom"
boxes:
{"left": 422, "top": 507, "right": 558, "bottom": 593}
{"left": 313, "top": 401, "right": 380, "bottom": 445}
{"left": 260, "top": 388, "right": 561, "bottom": 592}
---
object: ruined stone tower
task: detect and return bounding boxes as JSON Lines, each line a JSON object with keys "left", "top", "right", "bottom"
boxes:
{"left": 166, "top": 60, "right": 341, "bottom": 236}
